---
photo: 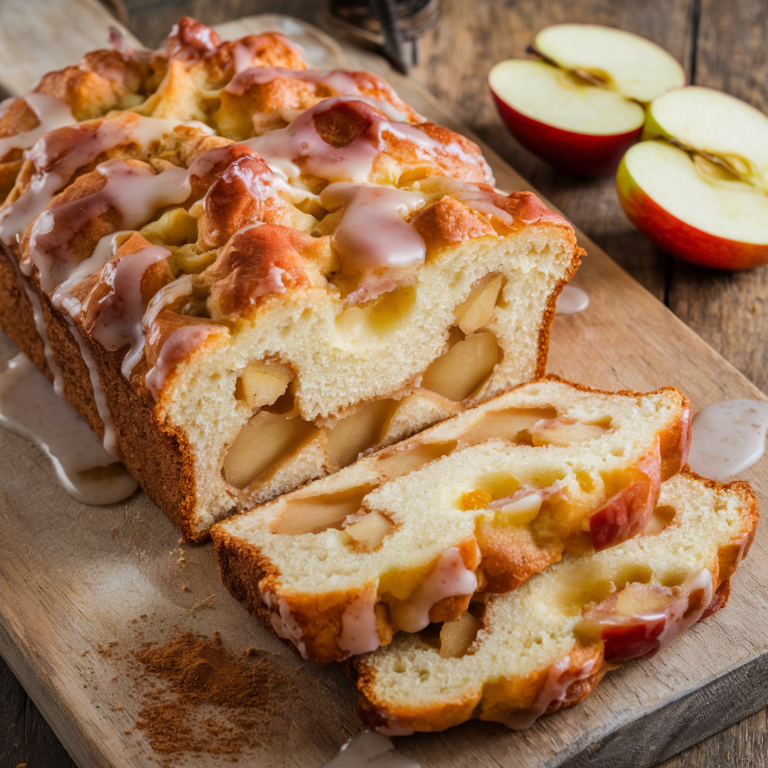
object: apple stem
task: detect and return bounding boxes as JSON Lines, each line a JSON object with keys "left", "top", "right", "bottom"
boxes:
{"left": 525, "top": 44, "right": 609, "bottom": 88}
{"left": 659, "top": 136, "right": 746, "bottom": 182}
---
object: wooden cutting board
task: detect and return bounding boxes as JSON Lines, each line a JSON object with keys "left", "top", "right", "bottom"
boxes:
{"left": 1, "top": 10, "right": 767, "bottom": 768}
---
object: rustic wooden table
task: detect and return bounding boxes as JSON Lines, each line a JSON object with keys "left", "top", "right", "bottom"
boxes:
{"left": 1, "top": 0, "right": 767, "bottom": 765}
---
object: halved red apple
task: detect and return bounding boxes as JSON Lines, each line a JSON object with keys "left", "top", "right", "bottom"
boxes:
{"left": 489, "top": 24, "right": 685, "bottom": 175}
{"left": 617, "top": 86, "right": 768, "bottom": 269}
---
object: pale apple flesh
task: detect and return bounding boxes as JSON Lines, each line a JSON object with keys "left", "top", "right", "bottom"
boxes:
{"left": 617, "top": 140, "right": 768, "bottom": 269}
{"left": 488, "top": 24, "right": 685, "bottom": 175}
{"left": 489, "top": 61, "right": 645, "bottom": 176}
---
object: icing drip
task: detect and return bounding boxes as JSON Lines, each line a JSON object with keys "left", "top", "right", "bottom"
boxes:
{"left": 144, "top": 323, "right": 220, "bottom": 399}
{"left": 582, "top": 570, "right": 714, "bottom": 664}
{"left": 338, "top": 586, "right": 380, "bottom": 656}
{"left": 0, "top": 93, "right": 76, "bottom": 160}
{"left": 68, "top": 322, "right": 119, "bottom": 457}
{"left": 323, "top": 731, "right": 420, "bottom": 768}
{"left": 247, "top": 96, "right": 489, "bottom": 184}
{"left": 225, "top": 66, "right": 365, "bottom": 97}
{"left": 261, "top": 589, "right": 308, "bottom": 659}
{"left": 0, "top": 114, "right": 196, "bottom": 247}
{"left": 88, "top": 244, "right": 173, "bottom": 378}
{"left": 390, "top": 546, "right": 478, "bottom": 633}
{"left": 51, "top": 231, "right": 130, "bottom": 317}
{"left": 26, "top": 159, "right": 190, "bottom": 292}
{"left": 2, "top": 242, "right": 65, "bottom": 396}
{"left": 0, "top": 354, "right": 137, "bottom": 504}
{"left": 555, "top": 285, "right": 589, "bottom": 315}
{"left": 687, "top": 399, "right": 768, "bottom": 481}
{"left": 321, "top": 182, "right": 426, "bottom": 275}
{"left": 143, "top": 274, "right": 194, "bottom": 334}
{"left": 502, "top": 655, "right": 598, "bottom": 730}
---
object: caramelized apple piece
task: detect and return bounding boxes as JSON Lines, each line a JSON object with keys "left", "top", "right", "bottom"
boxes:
{"left": 236, "top": 362, "right": 294, "bottom": 410}
{"left": 375, "top": 440, "right": 457, "bottom": 480}
{"left": 344, "top": 510, "right": 395, "bottom": 552}
{"left": 223, "top": 411, "right": 317, "bottom": 489}
{"left": 460, "top": 407, "right": 557, "bottom": 447}
{"left": 326, "top": 399, "right": 398, "bottom": 468}
{"left": 454, "top": 274, "right": 504, "bottom": 335}
{"left": 273, "top": 485, "right": 374, "bottom": 535}
{"left": 439, "top": 611, "right": 482, "bottom": 658}
{"left": 528, "top": 416, "right": 609, "bottom": 447}
{"left": 421, "top": 331, "right": 500, "bottom": 401}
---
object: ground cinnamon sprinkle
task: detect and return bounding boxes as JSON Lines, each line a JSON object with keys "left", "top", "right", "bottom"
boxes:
{"left": 131, "top": 631, "right": 290, "bottom": 763}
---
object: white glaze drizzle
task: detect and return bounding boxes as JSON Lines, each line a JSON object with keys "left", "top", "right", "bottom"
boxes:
{"left": 0, "top": 113, "right": 199, "bottom": 247}
{"left": 51, "top": 231, "right": 130, "bottom": 317}
{"left": 25, "top": 159, "right": 190, "bottom": 292}
{"left": 246, "top": 95, "right": 488, "bottom": 184}
{"left": 88, "top": 243, "right": 173, "bottom": 377}
{"left": 225, "top": 66, "right": 365, "bottom": 97}
{"left": 0, "top": 93, "right": 76, "bottom": 160}
{"left": 654, "top": 569, "right": 713, "bottom": 652}
{"left": 687, "top": 399, "right": 768, "bottom": 481}
{"left": 502, "top": 655, "right": 599, "bottom": 730}
{"left": 1, "top": 242, "right": 66, "bottom": 396}
{"left": 420, "top": 177, "right": 515, "bottom": 227}
{"left": 0, "top": 354, "right": 137, "bottom": 504}
{"left": 338, "top": 585, "right": 380, "bottom": 656}
{"left": 142, "top": 273, "right": 194, "bottom": 335}
{"left": 555, "top": 285, "right": 589, "bottom": 315}
{"left": 323, "top": 731, "right": 420, "bottom": 768}
{"left": 390, "top": 546, "right": 478, "bottom": 634}
{"left": 261, "top": 589, "right": 308, "bottom": 659}
{"left": 144, "top": 323, "right": 220, "bottom": 399}
{"left": 67, "top": 322, "right": 119, "bottom": 457}
{"left": 320, "top": 182, "right": 426, "bottom": 273}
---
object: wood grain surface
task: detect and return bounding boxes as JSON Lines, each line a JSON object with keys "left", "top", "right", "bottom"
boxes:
{"left": 1, "top": 2, "right": 768, "bottom": 767}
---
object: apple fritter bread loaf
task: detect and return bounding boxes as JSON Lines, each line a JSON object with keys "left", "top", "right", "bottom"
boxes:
{"left": 0, "top": 18, "right": 581, "bottom": 540}
{"left": 347, "top": 471, "right": 758, "bottom": 734}
{"left": 212, "top": 378, "right": 691, "bottom": 662}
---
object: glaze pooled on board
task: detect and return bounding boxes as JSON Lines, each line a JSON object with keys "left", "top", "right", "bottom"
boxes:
{"left": 687, "top": 399, "right": 768, "bottom": 481}
{"left": 323, "top": 731, "right": 420, "bottom": 768}
{"left": 0, "top": 353, "right": 137, "bottom": 504}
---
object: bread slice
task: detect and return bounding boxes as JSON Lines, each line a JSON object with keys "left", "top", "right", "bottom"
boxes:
{"left": 212, "top": 378, "right": 691, "bottom": 663}
{"left": 0, "top": 19, "right": 581, "bottom": 541}
{"left": 347, "top": 471, "right": 758, "bottom": 734}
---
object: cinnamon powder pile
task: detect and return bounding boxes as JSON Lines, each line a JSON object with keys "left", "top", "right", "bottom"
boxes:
{"left": 130, "top": 631, "right": 290, "bottom": 763}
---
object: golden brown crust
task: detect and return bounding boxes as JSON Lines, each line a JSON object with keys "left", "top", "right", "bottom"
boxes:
{"left": 348, "top": 472, "right": 759, "bottom": 734}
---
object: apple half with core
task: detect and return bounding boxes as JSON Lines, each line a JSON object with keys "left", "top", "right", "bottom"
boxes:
{"left": 489, "top": 24, "right": 685, "bottom": 175}
{"left": 617, "top": 86, "right": 768, "bottom": 269}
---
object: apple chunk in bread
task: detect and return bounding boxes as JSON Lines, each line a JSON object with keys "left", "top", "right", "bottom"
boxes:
{"left": 223, "top": 411, "right": 318, "bottom": 489}
{"left": 454, "top": 274, "right": 504, "bottom": 334}
{"left": 617, "top": 86, "right": 768, "bottom": 269}
{"left": 326, "top": 399, "right": 399, "bottom": 469}
{"left": 421, "top": 330, "right": 500, "bottom": 401}
{"left": 489, "top": 24, "right": 685, "bottom": 175}
{"left": 236, "top": 361, "right": 294, "bottom": 410}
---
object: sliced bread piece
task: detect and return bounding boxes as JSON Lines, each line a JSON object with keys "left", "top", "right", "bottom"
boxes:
{"left": 348, "top": 471, "right": 758, "bottom": 734}
{"left": 212, "top": 378, "right": 691, "bottom": 662}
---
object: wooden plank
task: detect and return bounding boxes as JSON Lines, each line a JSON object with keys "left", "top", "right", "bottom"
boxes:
{"left": 665, "top": 0, "right": 768, "bottom": 395}
{"left": 0, "top": 10, "right": 767, "bottom": 768}
{"left": 0, "top": 0, "right": 139, "bottom": 96}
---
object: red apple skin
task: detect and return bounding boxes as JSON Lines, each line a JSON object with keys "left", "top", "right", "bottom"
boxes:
{"left": 600, "top": 617, "right": 666, "bottom": 662}
{"left": 588, "top": 453, "right": 661, "bottom": 552}
{"left": 491, "top": 89, "right": 642, "bottom": 176}
{"left": 617, "top": 159, "right": 768, "bottom": 270}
